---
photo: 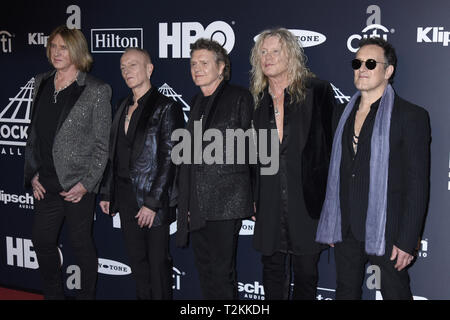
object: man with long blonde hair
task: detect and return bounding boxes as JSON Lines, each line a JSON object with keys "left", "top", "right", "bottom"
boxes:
{"left": 250, "top": 28, "right": 336, "bottom": 300}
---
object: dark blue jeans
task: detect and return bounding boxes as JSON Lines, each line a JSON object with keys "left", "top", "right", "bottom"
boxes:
{"left": 32, "top": 192, "right": 97, "bottom": 300}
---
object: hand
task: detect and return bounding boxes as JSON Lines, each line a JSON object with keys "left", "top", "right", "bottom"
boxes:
{"left": 251, "top": 202, "right": 256, "bottom": 221}
{"left": 329, "top": 243, "right": 335, "bottom": 248}
{"left": 135, "top": 206, "right": 156, "bottom": 228}
{"left": 31, "top": 173, "right": 46, "bottom": 200}
{"left": 390, "top": 245, "right": 414, "bottom": 271}
{"left": 60, "top": 182, "right": 87, "bottom": 203}
{"left": 99, "top": 201, "right": 113, "bottom": 216}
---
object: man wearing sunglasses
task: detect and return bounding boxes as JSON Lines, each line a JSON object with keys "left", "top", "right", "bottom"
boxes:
{"left": 316, "top": 38, "right": 431, "bottom": 299}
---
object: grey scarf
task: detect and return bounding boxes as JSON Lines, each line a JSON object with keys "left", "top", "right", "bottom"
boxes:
{"left": 316, "top": 84, "right": 394, "bottom": 256}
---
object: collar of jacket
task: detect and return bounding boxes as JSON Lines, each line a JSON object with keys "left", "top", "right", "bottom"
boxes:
{"left": 125, "top": 85, "right": 155, "bottom": 107}
{"left": 42, "top": 69, "right": 87, "bottom": 86}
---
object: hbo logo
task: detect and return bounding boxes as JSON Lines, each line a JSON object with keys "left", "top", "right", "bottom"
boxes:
{"left": 159, "top": 21, "right": 235, "bottom": 58}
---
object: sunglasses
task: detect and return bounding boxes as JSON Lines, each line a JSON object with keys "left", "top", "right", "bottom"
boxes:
{"left": 351, "top": 58, "right": 387, "bottom": 70}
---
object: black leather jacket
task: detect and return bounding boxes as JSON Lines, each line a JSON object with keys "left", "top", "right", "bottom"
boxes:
{"left": 100, "top": 87, "right": 184, "bottom": 226}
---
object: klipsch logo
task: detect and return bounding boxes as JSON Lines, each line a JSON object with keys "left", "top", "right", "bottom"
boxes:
{"left": 27, "top": 5, "right": 82, "bottom": 48}
{"left": 0, "top": 189, "right": 34, "bottom": 209}
{"left": 417, "top": 27, "right": 450, "bottom": 47}
{"left": 238, "top": 281, "right": 265, "bottom": 300}
{"left": 159, "top": 21, "right": 235, "bottom": 58}
{"left": 347, "top": 5, "right": 395, "bottom": 52}
{"left": 0, "top": 78, "right": 34, "bottom": 156}
{"left": 91, "top": 28, "right": 144, "bottom": 53}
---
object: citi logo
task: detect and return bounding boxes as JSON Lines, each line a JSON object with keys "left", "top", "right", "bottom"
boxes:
{"left": 97, "top": 258, "right": 131, "bottom": 275}
{"left": 347, "top": 24, "right": 394, "bottom": 53}
{"left": 91, "top": 28, "right": 143, "bottom": 53}
{"left": 159, "top": 21, "right": 235, "bottom": 58}
{"left": 0, "top": 30, "right": 14, "bottom": 53}
{"left": 417, "top": 27, "right": 450, "bottom": 47}
{"left": 346, "top": 4, "right": 394, "bottom": 53}
{"left": 173, "top": 266, "right": 185, "bottom": 290}
{"left": 253, "top": 29, "right": 326, "bottom": 48}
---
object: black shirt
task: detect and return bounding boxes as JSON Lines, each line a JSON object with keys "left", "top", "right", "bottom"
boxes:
{"left": 340, "top": 97, "right": 381, "bottom": 239}
{"left": 35, "top": 74, "right": 75, "bottom": 193}
{"left": 115, "top": 89, "right": 149, "bottom": 179}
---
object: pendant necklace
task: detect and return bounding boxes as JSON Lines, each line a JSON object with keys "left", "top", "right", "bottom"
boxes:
{"left": 269, "top": 87, "right": 282, "bottom": 117}
{"left": 53, "top": 71, "right": 78, "bottom": 103}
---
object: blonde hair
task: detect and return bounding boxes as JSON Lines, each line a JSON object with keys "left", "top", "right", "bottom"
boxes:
{"left": 46, "top": 25, "right": 93, "bottom": 72}
{"left": 250, "top": 28, "right": 313, "bottom": 107}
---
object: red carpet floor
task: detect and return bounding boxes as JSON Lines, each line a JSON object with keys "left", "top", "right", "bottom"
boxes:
{"left": 0, "top": 287, "right": 43, "bottom": 300}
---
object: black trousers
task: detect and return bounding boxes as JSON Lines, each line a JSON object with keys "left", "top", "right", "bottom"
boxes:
{"left": 117, "top": 178, "right": 173, "bottom": 300}
{"left": 262, "top": 251, "right": 320, "bottom": 300}
{"left": 191, "top": 219, "right": 242, "bottom": 300}
{"left": 32, "top": 192, "right": 97, "bottom": 300}
{"left": 334, "top": 229, "right": 412, "bottom": 300}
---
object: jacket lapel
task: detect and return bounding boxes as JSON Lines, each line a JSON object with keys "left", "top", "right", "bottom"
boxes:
{"left": 30, "top": 71, "right": 55, "bottom": 123}
{"left": 54, "top": 71, "right": 87, "bottom": 135}
{"left": 55, "top": 84, "right": 85, "bottom": 135}
{"left": 110, "top": 98, "right": 129, "bottom": 160}
{"left": 297, "top": 85, "right": 313, "bottom": 152}
{"left": 130, "top": 88, "right": 160, "bottom": 165}
{"left": 202, "top": 81, "right": 226, "bottom": 131}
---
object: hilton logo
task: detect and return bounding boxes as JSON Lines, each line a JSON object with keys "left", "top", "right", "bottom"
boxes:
{"left": 91, "top": 28, "right": 143, "bottom": 53}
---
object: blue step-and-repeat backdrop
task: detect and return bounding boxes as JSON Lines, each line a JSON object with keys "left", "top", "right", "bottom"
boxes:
{"left": 0, "top": 0, "right": 449, "bottom": 300}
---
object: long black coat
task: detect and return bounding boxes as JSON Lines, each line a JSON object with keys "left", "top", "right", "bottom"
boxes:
{"left": 176, "top": 81, "right": 254, "bottom": 247}
{"left": 252, "top": 77, "right": 336, "bottom": 256}
{"left": 100, "top": 87, "right": 184, "bottom": 227}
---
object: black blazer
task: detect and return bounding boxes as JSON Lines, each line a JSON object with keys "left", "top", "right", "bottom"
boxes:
{"left": 335, "top": 94, "right": 431, "bottom": 255}
{"left": 253, "top": 77, "right": 335, "bottom": 218}
{"left": 176, "top": 81, "right": 254, "bottom": 247}
{"left": 252, "top": 77, "right": 335, "bottom": 256}
{"left": 100, "top": 87, "right": 184, "bottom": 227}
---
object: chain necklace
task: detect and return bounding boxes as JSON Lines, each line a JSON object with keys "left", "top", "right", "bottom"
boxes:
{"left": 53, "top": 71, "right": 78, "bottom": 103}
{"left": 268, "top": 87, "right": 283, "bottom": 117}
